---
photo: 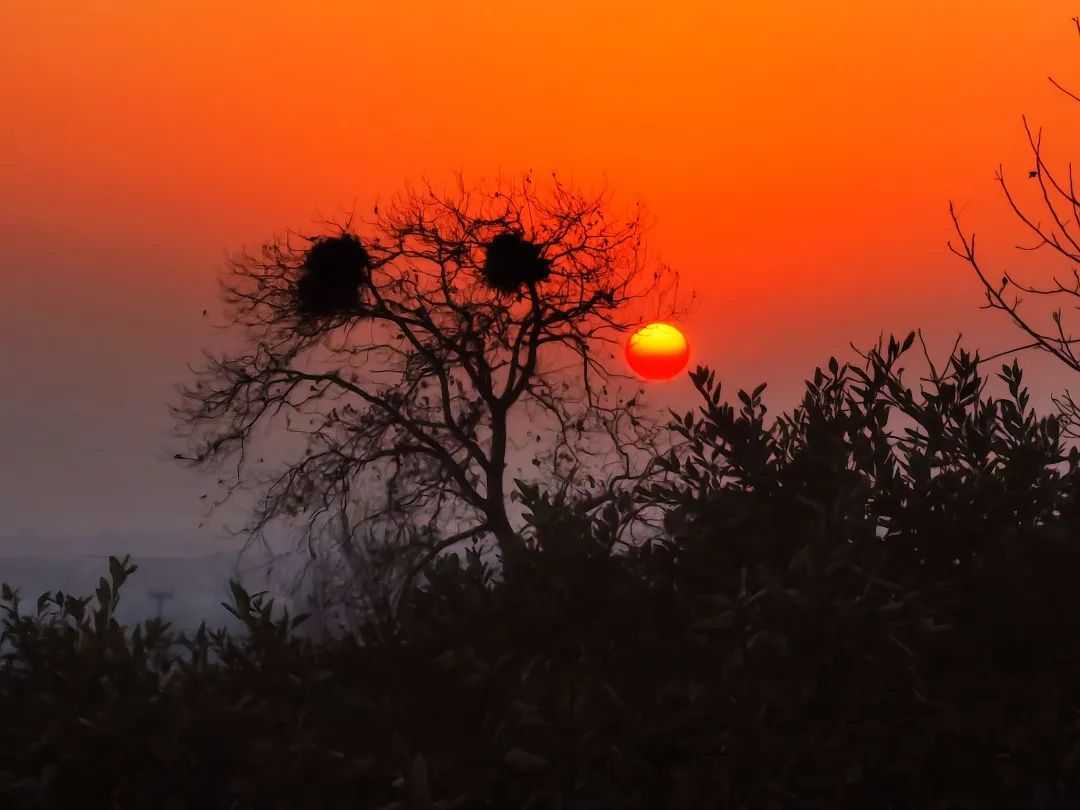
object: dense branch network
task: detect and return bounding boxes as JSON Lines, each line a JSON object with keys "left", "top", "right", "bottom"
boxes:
{"left": 173, "top": 174, "right": 684, "bottom": 591}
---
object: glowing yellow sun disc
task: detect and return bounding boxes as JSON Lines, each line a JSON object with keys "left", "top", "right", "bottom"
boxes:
{"left": 626, "top": 322, "right": 690, "bottom": 381}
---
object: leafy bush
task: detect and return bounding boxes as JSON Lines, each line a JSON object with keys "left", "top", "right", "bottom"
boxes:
{"left": 4, "top": 335, "right": 1080, "bottom": 809}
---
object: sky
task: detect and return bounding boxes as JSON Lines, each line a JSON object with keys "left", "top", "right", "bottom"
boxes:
{"left": 4, "top": 0, "right": 1080, "bottom": 542}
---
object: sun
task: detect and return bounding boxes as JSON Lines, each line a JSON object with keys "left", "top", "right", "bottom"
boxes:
{"left": 626, "top": 322, "right": 690, "bottom": 381}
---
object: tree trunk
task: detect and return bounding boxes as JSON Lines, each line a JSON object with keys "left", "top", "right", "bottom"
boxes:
{"left": 487, "top": 407, "right": 528, "bottom": 577}
{"left": 489, "top": 510, "right": 527, "bottom": 573}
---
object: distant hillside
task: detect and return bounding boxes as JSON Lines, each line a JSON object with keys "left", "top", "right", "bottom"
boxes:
{"left": 0, "top": 528, "right": 248, "bottom": 560}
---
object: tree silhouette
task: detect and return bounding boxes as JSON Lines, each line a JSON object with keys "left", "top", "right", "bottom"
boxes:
{"left": 949, "top": 18, "right": 1080, "bottom": 436}
{"left": 173, "top": 174, "right": 680, "bottom": 604}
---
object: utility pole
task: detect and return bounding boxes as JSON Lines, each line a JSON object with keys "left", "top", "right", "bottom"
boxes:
{"left": 147, "top": 589, "right": 174, "bottom": 621}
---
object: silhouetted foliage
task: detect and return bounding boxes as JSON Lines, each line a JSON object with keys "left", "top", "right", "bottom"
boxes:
{"left": 8, "top": 336, "right": 1080, "bottom": 808}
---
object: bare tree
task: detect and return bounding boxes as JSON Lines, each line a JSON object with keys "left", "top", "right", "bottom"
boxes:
{"left": 949, "top": 18, "right": 1080, "bottom": 435}
{"left": 173, "top": 174, "right": 682, "bottom": 603}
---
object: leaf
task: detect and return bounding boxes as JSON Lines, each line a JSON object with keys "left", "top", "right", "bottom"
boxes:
{"left": 721, "top": 648, "right": 744, "bottom": 679}
{"left": 504, "top": 748, "right": 550, "bottom": 773}
{"left": 97, "top": 577, "right": 111, "bottom": 599}
{"left": 787, "top": 545, "right": 813, "bottom": 576}
{"left": 696, "top": 592, "right": 733, "bottom": 609}
{"left": 108, "top": 556, "right": 124, "bottom": 588}
{"left": 691, "top": 611, "right": 735, "bottom": 631}
{"left": 149, "top": 734, "right": 182, "bottom": 764}
{"left": 409, "top": 752, "right": 432, "bottom": 808}
{"left": 228, "top": 580, "right": 251, "bottom": 615}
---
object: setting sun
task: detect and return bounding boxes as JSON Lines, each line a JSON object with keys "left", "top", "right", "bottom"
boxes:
{"left": 626, "top": 322, "right": 690, "bottom": 381}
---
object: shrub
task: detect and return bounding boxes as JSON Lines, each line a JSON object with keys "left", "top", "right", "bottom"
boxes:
{"left": 5, "top": 335, "right": 1080, "bottom": 809}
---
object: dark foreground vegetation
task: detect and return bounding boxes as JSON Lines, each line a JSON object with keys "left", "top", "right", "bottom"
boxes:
{"left": 5, "top": 338, "right": 1080, "bottom": 809}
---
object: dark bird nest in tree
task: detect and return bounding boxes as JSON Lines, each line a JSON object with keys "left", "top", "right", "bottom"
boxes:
{"left": 295, "top": 234, "right": 371, "bottom": 318}
{"left": 482, "top": 231, "right": 551, "bottom": 294}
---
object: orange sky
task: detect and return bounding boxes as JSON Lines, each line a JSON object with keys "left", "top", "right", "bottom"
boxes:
{"left": 4, "top": 1, "right": 1080, "bottom": 533}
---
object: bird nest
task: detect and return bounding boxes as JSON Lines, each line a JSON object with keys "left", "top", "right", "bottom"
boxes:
{"left": 481, "top": 231, "right": 551, "bottom": 293}
{"left": 295, "top": 234, "right": 371, "bottom": 318}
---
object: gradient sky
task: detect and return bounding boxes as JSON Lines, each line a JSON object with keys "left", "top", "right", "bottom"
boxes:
{"left": 4, "top": 1, "right": 1080, "bottom": 537}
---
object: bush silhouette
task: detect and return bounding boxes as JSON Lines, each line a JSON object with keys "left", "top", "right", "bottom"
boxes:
{"left": 6, "top": 335, "right": 1080, "bottom": 808}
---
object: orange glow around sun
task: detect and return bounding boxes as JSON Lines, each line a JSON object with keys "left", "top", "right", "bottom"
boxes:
{"left": 626, "top": 323, "right": 690, "bottom": 381}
